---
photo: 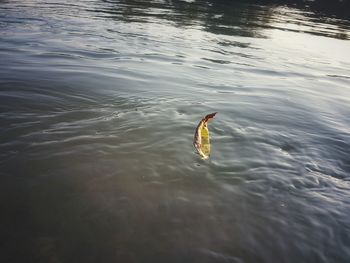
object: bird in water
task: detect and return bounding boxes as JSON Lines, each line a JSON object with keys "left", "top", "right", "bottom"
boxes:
{"left": 193, "top": 112, "right": 217, "bottom": 159}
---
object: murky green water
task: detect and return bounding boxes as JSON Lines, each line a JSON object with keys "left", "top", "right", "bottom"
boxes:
{"left": 1, "top": 0, "right": 350, "bottom": 262}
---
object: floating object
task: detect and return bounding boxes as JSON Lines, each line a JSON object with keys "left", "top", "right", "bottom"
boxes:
{"left": 193, "top": 112, "right": 217, "bottom": 159}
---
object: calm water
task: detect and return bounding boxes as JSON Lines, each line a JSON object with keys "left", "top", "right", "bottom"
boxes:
{"left": 1, "top": 0, "right": 350, "bottom": 262}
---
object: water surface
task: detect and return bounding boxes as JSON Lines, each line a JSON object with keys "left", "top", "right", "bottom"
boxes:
{"left": 1, "top": 0, "right": 350, "bottom": 262}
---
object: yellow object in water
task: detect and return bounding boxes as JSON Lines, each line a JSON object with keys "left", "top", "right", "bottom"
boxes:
{"left": 193, "top": 112, "right": 217, "bottom": 159}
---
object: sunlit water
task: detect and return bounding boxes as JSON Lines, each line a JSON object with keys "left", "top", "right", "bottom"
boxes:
{"left": 1, "top": 0, "right": 350, "bottom": 262}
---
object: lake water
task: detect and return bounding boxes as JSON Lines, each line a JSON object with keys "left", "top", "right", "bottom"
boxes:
{"left": 1, "top": 0, "right": 350, "bottom": 262}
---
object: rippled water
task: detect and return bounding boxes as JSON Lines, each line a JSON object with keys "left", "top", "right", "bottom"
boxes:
{"left": 1, "top": 0, "right": 350, "bottom": 262}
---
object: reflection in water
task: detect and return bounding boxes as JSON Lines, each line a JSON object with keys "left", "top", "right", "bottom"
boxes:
{"left": 99, "top": 0, "right": 350, "bottom": 40}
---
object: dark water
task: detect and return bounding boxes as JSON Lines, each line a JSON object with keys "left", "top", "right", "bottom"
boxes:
{"left": 1, "top": 0, "right": 350, "bottom": 262}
